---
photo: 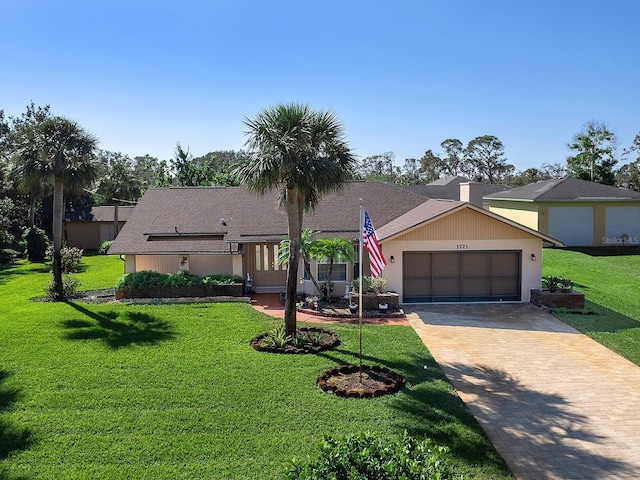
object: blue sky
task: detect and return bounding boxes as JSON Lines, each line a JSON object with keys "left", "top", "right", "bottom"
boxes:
{"left": 3, "top": 0, "right": 639, "bottom": 171}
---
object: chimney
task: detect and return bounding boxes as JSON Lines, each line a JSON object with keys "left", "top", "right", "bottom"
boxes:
{"left": 459, "top": 182, "right": 483, "bottom": 206}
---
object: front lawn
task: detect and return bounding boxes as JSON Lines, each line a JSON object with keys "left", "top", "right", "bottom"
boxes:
{"left": 0, "top": 255, "right": 511, "bottom": 479}
{"left": 543, "top": 247, "right": 640, "bottom": 365}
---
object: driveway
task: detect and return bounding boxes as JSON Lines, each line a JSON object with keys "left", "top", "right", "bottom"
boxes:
{"left": 407, "top": 303, "right": 640, "bottom": 480}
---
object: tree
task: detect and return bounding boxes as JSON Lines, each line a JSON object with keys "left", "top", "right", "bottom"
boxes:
{"left": 440, "top": 139, "right": 466, "bottom": 176}
{"left": 464, "top": 135, "right": 514, "bottom": 184}
{"left": 418, "top": 149, "right": 444, "bottom": 181}
{"left": 310, "top": 237, "right": 355, "bottom": 299}
{"left": 567, "top": 120, "right": 618, "bottom": 185}
{"left": 234, "top": 103, "right": 357, "bottom": 336}
{"left": 278, "top": 228, "right": 324, "bottom": 296}
{"left": 357, "top": 152, "right": 399, "bottom": 182}
{"left": 617, "top": 134, "right": 640, "bottom": 191}
{"left": 95, "top": 150, "right": 142, "bottom": 204}
{"left": 16, "top": 117, "right": 98, "bottom": 300}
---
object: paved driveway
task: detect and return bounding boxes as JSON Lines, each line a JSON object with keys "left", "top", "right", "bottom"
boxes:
{"left": 407, "top": 303, "right": 640, "bottom": 480}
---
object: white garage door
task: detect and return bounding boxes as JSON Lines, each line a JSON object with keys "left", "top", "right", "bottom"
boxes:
{"left": 605, "top": 206, "right": 640, "bottom": 245}
{"left": 548, "top": 206, "right": 594, "bottom": 246}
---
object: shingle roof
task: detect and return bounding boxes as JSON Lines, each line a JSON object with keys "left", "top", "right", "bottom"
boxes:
{"left": 402, "top": 176, "right": 509, "bottom": 200}
{"left": 376, "top": 199, "right": 563, "bottom": 245}
{"left": 485, "top": 177, "right": 640, "bottom": 201}
{"left": 109, "top": 182, "right": 428, "bottom": 254}
{"left": 66, "top": 205, "right": 135, "bottom": 222}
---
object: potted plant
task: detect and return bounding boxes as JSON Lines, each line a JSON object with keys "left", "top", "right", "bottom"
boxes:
{"left": 378, "top": 303, "right": 389, "bottom": 314}
{"left": 349, "top": 303, "right": 358, "bottom": 314}
{"left": 306, "top": 295, "right": 319, "bottom": 310}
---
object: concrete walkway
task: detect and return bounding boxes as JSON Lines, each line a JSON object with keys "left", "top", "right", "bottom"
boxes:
{"left": 407, "top": 303, "right": 640, "bottom": 480}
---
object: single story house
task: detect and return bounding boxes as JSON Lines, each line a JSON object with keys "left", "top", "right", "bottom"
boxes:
{"left": 65, "top": 205, "right": 135, "bottom": 249}
{"left": 109, "top": 181, "right": 561, "bottom": 303}
{"left": 484, "top": 177, "right": 640, "bottom": 247}
{"left": 402, "top": 175, "right": 510, "bottom": 207}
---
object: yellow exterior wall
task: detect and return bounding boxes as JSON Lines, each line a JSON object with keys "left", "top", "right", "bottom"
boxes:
{"left": 488, "top": 201, "right": 541, "bottom": 231}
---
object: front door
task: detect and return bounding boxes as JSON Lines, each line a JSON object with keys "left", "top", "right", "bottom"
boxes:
{"left": 248, "top": 243, "right": 288, "bottom": 289}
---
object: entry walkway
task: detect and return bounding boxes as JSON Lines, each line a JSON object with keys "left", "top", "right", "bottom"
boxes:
{"left": 407, "top": 303, "right": 640, "bottom": 479}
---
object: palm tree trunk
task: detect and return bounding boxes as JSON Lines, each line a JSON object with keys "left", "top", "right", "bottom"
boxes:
{"left": 283, "top": 190, "right": 302, "bottom": 336}
{"left": 51, "top": 175, "right": 65, "bottom": 301}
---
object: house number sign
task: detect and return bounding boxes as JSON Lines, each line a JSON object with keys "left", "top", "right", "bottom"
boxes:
{"left": 456, "top": 244, "right": 468, "bottom": 249}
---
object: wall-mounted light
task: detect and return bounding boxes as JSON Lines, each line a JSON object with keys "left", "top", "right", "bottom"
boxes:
{"left": 530, "top": 253, "right": 536, "bottom": 261}
{"left": 390, "top": 255, "right": 395, "bottom": 263}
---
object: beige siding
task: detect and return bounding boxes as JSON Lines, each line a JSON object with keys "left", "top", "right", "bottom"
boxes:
{"left": 66, "top": 223, "right": 101, "bottom": 249}
{"left": 488, "top": 202, "right": 540, "bottom": 231}
{"left": 189, "top": 254, "right": 234, "bottom": 276}
{"left": 395, "top": 208, "right": 538, "bottom": 242}
{"left": 131, "top": 254, "right": 234, "bottom": 276}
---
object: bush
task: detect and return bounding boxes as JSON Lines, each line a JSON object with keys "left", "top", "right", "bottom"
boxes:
{"left": 98, "top": 240, "right": 113, "bottom": 255}
{"left": 46, "top": 245, "right": 84, "bottom": 273}
{"left": 22, "top": 226, "right": 49, "bottom": 262}
{"left": 0, "top": 249, "right": 19, "bottom": 265}
{"left": 44, "top": 274, "right": 80, "bottom": 301}
{"left": 543, "top": 275, "right": 573, "bottom": 293}
{"left": 285, "top": 431, "right": 456, "bottom": 480}
{"left": 371, "top": 276, "right": 387, "bottom": 294}
{"left": 351, "top": 276, "right": 373, "bottom": 293}
{"left": 116, "top": 271, "right": 243, "bottom": 289}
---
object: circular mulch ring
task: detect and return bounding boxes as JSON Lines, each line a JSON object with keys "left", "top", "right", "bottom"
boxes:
{"left": 317, "top": 364, "right": 405, "bottom": 398}
{"left": 250, "top": 327, "right": 340, "bottom": 354}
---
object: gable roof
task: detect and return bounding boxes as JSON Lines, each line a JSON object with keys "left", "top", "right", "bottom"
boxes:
{"left": 403, "top": 176, "right": 509, "bottom": 201}
{"left": 485, "top": 177, "right": 640, "bottom": 202}
{"left": 66, "top": 205, "right": 135, "bottom": 222}
{"left": 376, "top": 199, "right": 563, "bottom": 245}
{"left": 109, "top": 182, "right": 428, "bottom": 254}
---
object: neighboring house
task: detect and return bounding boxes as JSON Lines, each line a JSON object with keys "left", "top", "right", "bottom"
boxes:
{"left": 484, "top": 177, "right": 640, "bottom": 247}
{"left": 65, "top": 205, "right": 135, "bottom": 250}
{"left": 109, "top": 182, "right": 561, "bottom": 303}
{"left": 402, "top": 175, "right": 510, "bottom": 207}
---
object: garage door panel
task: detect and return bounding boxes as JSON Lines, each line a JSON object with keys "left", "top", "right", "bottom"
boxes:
{"left": 548, "top": 206, "right": 594, "bottom": 246}
{"left": 433, "top": 253, "right": 460, "bottom": 277}
{"left": 463, "top": 252, "right": 491, "bottom": 275}
{"left": 605, "top": 206, "right": 640, "bottom": 243}
{"left": 403, "top": 251, "right": 521, "bottom": 303}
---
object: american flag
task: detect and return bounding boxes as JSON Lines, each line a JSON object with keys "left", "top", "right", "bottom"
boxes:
{"left": 362, "top": 210, "right": 386, "bottom": 278}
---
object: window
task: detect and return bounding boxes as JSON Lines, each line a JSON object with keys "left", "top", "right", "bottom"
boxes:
{"left": 317, "top": 262, "right": 347, "bottom": 282}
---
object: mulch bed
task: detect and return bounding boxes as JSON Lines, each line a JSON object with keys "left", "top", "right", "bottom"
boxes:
{"left": 250, "top": 327, "right": 340, "bottom": 354}
{"left": 317, "top": 364, "right": 405, "bottom": 398}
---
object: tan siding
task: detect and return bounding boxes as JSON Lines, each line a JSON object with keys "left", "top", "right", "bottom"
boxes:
{"left": 135, "top": 255, "right": 179, "bottom": 273}
{"left": 190, "top": 254, "right": 234, "bottom": 276}
{"left": 393, "top": 209, "right": 538, "bottom": 241}
{"left": 66, "top": 223, "right": 101, "bottom": 249}
{"left": 489, "top": 204, "right": 540, "bottom": 231}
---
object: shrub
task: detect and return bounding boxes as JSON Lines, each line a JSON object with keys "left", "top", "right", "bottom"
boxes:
{"left": 0, "top": 249, "right": 19, "bottom": 265}
{"left": 543, "top": 275, "right": 573, "bottom": 293}
{"left": 116, "top": 271, "right": 243, "bottom": 290}
{"left": 98, "top": 240, "right": 113, "bottom": 255}
{"left": 371, "top": 276, "right": 388, "bottom": 294}
{"left": 285, "top": 431, "right": 456, "bottom": 480}
{"left": 46, "top": 245, "right": 84, "bottom": 273}
{"left": 44, "top": 274, "right": 80, "bottom": 301}
{"left": 351, "top": 276, "right": 373, "bottom": 293}
{"left": 22, "top": 226, "right": 49, "bottom": 262}
{"left": 261, "top": 324, "right": 292, "bottom": 349}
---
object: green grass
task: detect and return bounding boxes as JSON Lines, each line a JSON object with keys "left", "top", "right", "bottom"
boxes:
{"left": 543, "top": 247, "right": 640, "bottom": 365}
{"left": 0, "top": 255, "right": 511, "bottom": 479}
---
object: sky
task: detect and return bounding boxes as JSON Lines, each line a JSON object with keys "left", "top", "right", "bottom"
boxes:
{"left": 3, "top": 0, "right": 639, "bottom": 172}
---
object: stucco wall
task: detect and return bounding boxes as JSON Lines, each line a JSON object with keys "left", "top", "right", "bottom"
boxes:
{"left": 488, "top": 202, "right": 540, "bottom": 231}
{"left": 381, "top": 238, "right": 542, "bottom": 303}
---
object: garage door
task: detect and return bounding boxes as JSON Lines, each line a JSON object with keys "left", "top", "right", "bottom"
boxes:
{"left": 403, "top": 251, "right": 521, "bottom": 303}
{"left": 605, "top": 206, "right": 640, "bottom": 245}
{"left": 548, "top": 206, "right": 594, "bottom": 246}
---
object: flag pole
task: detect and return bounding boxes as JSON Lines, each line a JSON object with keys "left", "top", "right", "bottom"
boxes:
{"left": 358, "top": 199, "right": 364, "bottom": 378}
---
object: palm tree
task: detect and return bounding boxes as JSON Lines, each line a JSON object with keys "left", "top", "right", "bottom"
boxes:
{"left": 278, "top": 228, "right": 324, "bottom": 296}
{"left": 311, "top": 237, "right": 355, "bottom": 299}
{"left": 20, "top": 117, "right": 98, "bottom": 300}
{"left": 234, "top": 103, "right": 356, "bottom": 335}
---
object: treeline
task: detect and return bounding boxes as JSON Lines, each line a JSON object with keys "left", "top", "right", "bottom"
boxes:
{"left": 1, "top": 103, "right": 639, "bottom": 262}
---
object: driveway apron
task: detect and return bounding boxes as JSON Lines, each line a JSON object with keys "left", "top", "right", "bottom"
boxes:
{"left": 407, "top": 303, "right": 640, "bottom": 480}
